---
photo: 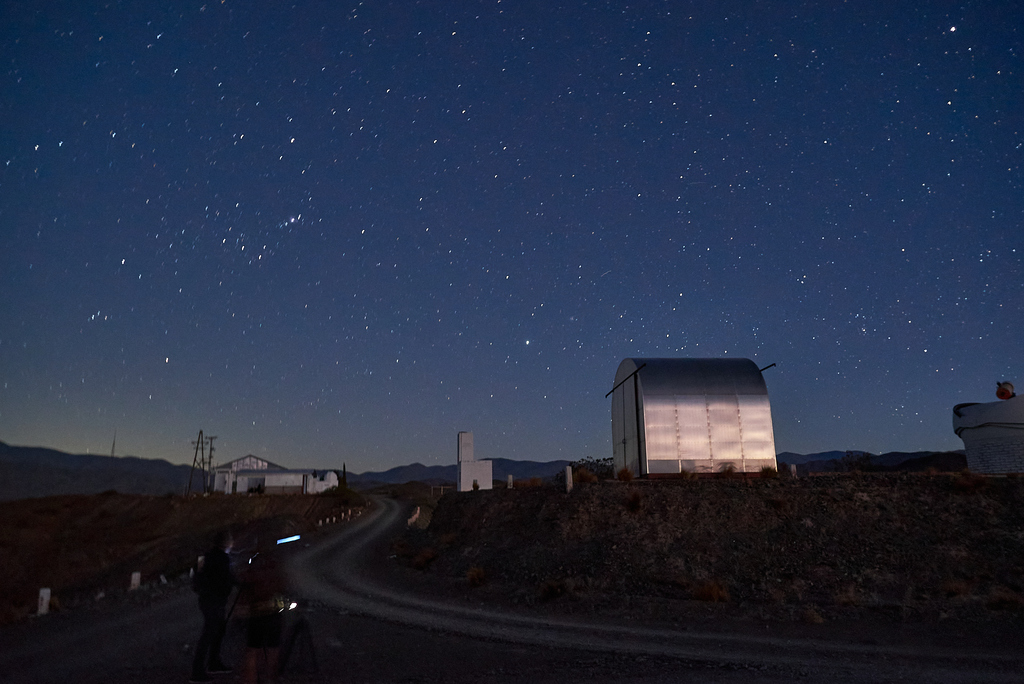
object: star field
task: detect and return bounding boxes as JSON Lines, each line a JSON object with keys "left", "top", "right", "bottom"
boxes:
{"left": 1, "top": 1, "right": 1021, "bottom": 470}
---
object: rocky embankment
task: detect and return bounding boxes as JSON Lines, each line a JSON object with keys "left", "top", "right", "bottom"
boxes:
{"left": 403, "top": 473, "right": 1024, "bottom": 624}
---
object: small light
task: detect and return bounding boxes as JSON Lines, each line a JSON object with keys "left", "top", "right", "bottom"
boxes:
{"left": 277, "top": 535, "right": 301, "bottom": 545}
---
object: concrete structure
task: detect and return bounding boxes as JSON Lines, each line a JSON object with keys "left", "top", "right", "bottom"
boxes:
{"left": 212, "top": 455, "right": 339, "bottom": 494}
{"left": 456, "top": 431, "right": 492, "bottom": 491}
{"left": 611, "top": 357, "right": 777, "bottom": 477}
{"left": 953, "top": 394, "right": 1024, "bottom": 474}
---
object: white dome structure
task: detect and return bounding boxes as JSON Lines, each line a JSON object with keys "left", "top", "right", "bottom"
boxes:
{"left": 953, "top": 395, "right": 1024, "bottom": 474}
{"left": 610, "top": 358, "right": 777, "bottom": 477}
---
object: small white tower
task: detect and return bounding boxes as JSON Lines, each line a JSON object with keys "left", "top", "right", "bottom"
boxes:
{"left": 457, "top": 431, "right": 492, "bottom": 491}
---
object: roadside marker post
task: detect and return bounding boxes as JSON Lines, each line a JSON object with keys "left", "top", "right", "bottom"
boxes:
{"left": 565, "top": 466, "right": 573, "bottom": 493}
{"left": 130, "top": 571, "right": 141, "bottom": 590}
{"left": 37, "top": 588, "right": 50, "bottom": 616}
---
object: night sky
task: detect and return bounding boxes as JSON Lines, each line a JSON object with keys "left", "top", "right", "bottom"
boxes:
{"left": 2, "top": 1, "right": 1021, "bottom": 472}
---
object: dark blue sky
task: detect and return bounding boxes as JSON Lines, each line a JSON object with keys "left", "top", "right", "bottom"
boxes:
{"left": 2, "top": 1, "right": 1021, "bottom": 471}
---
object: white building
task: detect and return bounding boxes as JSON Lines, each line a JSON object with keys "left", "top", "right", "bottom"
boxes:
{"left": 456, "top": 431, "right": 492, "bottom": 491}
{"left": 212, "top": 455, "right": 339, "bottom": 495}
{"left": 953, "top": 393, "right": 1024, "bottom": 474}
{"left": 611, "top": 358, "right": 778, "bottom": 477}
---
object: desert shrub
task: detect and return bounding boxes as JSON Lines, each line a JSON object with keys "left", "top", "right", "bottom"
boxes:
{"left": 951, "top": 470, "right": 989, "bottom": 494}
{"left": 693, "top": 580, "right": 730, "bottom": 603}
{"left": 624, "top": 489, "right": 643, "bottom": 513}
{"left": 412, "top": 547, "right": 437, "bottom": 570}
{"left": 832, "top": 451, "right": 880, "bottom": 473}
{"left": 834, "top": 584, "right": 859, "bottom": 607}
{"left": 986, "top": 586, "right": 1023, "bottom": 610}
{"left": 573, "top": 467, "right": 599, "bottom": 484}
{"left": 517, "top": 477, "right": 545, "bottom": 488}
{"left": 802, "top": 607, "right": 825, "bottom": 624}
{"left": 466, "top": 566, "right": 487, "bottom": 587}
{"left": 766, "top": 497, "right": 793, "bottom": 516}
{"left": 391, "top": 538, "right": 414, "bottom": 560}
{"left": 760, "top": 465, "right": 779, "bottom": 479}
{"left": 538, "top": 578, "right": 566, "bottom": 601}
{"left": 940, "top": 579, "right": 972, "bottom": 598}
{"left": 717, "top": 463, "right": 740, "bottom": 479}
{"left": 616, "top": 468, "right": 634, "bottom": 482}
{"left": 570, "top": 457, "right": 614, "bottom": 480}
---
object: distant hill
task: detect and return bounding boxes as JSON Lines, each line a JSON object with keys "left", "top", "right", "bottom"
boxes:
{"left": 776, "top": 449, "right": 967, "bottom": 476}
{"left": 0, "top": 442, "right": 571, "bottom": 500}
{"left": 775, "top": 451, "right": 847, "bottom": 465}
{"left": 347, "top": 458, "right": 572, "bottom": 489}
{"left": 0, "top": 442, "right": 204, "bottom": 501}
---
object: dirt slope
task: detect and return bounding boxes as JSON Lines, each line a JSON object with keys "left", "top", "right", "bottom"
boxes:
{"left": 0, "top": 490, "right": 364, "bottom": 623}
{"left": 412, "top": 473, "right": 1024, "bottom": 624}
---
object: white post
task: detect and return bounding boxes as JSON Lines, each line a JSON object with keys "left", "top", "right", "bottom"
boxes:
{"left": 129, "top": 571, "right": 141, "bottom": 590}
{"left": 565, "top": 466, "right": 573, "bottom": 493}
{"left": 507, "top": 474, "right": 514, "bottom": 489}
{"left": 37, "top": 588, "right": 50, "bottom": 616}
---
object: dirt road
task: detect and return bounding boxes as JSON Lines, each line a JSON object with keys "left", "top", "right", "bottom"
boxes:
{"left": 2, "top": 496, "right": 1021, "bottom": 683}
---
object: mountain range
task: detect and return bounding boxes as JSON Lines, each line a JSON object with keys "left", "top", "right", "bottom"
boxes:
{"left": 0, "top": 441, "right": 966, "bottom": 501}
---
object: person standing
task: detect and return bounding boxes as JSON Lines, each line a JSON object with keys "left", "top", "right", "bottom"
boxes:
{"left": 191, "top": 530, "right": 236, "bottom": 683}
{"left": 238, "top": 536, "right": 288, "bottom": 684}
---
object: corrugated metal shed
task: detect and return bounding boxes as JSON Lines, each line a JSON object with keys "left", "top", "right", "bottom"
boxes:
{"left": 610, "top": 358, "right": 777, "bottom": 476}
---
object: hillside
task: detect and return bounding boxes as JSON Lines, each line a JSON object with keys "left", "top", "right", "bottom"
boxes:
{"left": 347, "top": 458, "right": 572, "bottom": 488}
{"left": 404, "top": 473, "right": 1024, "bottom": 624}
{"left": 0, "top": 442, "right": 203, "bottom": 501}
{"left": 0, "top": 489, "right": 365, "bottom": 623}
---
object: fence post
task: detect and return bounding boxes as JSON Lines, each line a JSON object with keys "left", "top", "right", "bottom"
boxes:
{"left": 565, "top": 466, "right": 573, "bottom": 493}
{"left": 37, "top": 588, "right": 50, "bottom": 616}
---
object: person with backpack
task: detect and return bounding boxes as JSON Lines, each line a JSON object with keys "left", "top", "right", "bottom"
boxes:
{"left": 190, "top": 529, "right": 236, "bottom": 683}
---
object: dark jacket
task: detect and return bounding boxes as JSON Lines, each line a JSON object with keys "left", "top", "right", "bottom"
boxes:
{"left": 197, "top": 546, "right": 235, "bottom": 604}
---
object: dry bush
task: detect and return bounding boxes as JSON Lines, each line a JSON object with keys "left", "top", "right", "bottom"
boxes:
{"left": 517, "top": 477, "right": 545, "bottom": 488}
{"left": 412, "top": 547, "right": 437, "bottom": 570}
{"left": 986, "top": 586, "right": 1023, "bottom": 610}
{"left": 766, "top": 497, "right": 793, "bottom": 516}
{"left": 940, "top": 579, "right": 973, "bottom": 598}
{"left": 624, "top": 489, "right": 643, "bottom": 513}
{"left": 951, "top": 470, "right": 989, "bottom": 494}
{"left": 616, "top": 467, "right": 634, "bottom": 482}
{"left": 760, "top": 465, "right": 779, "bottom": 479}
{"left": 538, "top": 578, "right": 566, "bottom": 602}
{"left": 717, "top": 463, "right": 740, "bottom": 479}
{"left": 835, "top": 584, "right": 859, "bottom": 607}
{"left": 573, "top": 467, "right": 598, "bottom": 484}
{"left": 692, "top": 580, "right": 730, "bottom": 603}
{"left": 391, "top": 538, "right": 415, "bottom": 560}
{"left": 466, "top": 566, "right": 487, "bottom": 587}
{"left": 802, "top": 607, "right": 825, "bottom": 624}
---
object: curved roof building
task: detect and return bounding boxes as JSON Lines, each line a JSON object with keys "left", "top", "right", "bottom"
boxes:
{"left": 610, "top": 358, "right": 777, "bottom": 476}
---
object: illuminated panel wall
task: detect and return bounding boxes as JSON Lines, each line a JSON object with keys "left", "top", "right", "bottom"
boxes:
{"left": 611, "top": 358, "right": 777, "bottom": 476}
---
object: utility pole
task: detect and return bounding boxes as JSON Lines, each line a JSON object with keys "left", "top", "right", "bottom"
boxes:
{"left": 185, "top": 430, "right": 215, "bottom": 496}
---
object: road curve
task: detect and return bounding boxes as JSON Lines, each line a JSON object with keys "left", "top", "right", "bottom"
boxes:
{"left": 289, "top": 497, "right": 1023, "bottom": 683}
